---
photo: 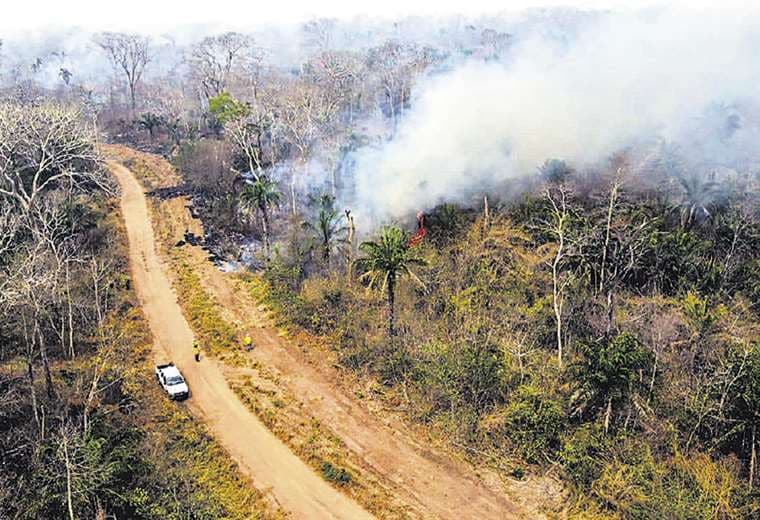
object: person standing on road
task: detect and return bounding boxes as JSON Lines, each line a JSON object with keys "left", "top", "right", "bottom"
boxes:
{"left": 243, "top": 335, "right": 253, "bottom": 351}
{"left": 193, "top": 340, "right": 201, "bottom": 362}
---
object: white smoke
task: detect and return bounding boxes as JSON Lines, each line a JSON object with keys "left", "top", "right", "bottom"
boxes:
{"left": 350, "top": 6, "right": 760, "bottom": 222}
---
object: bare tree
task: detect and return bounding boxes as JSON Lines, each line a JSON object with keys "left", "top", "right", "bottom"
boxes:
{"left": 94, "top": 32, "right": 152, "bottom": 112}
{"left": 542, "top": 183, "right": 574, "bottom": 369}
{"left": 302, "top": 18, "right": 337, "bottom": 52}
{"left": 280, "top": 81, "right": 339, "bottom": 215}
{"left": 190, "top": 32, "right": 253, "bottom": 101}
{"left": 0, "top": 103, "right": 108, "bottom": 211}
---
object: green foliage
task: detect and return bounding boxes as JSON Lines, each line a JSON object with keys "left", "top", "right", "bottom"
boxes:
{"left": 320, "top": 462, "right": 353, "bottom": 486}
{"left": 356, "top": 225, "right": 426, "bottom": 293}
{"left": 356, "top": 225, "right": 426, "bottom": 336}
{"left": 573, "top": 333, "right": 653, "bottom": 424}
{"left": 592, "top": 442, "right": 748, "bottom": 519}
{"left": 208, "top": 91, "right": 250, "bottom": 125}
{"left": 137, "top": 112, "right": 164, "bottom": 138}
{"left": 498, "top": 385, "right": 565, "bottom": 463}
{"left": 415, "top": 339, "right": 505, "bottom": 415}
{"left": 681, "top": 291, "right": 725, "bottom": 338}
{"left": 561, "top": 424, "right": 610, "bottom": 489}
{"left": 173, "top": 258, "right": 239, "bottom": 359}
{"left": 538, "top": 158, "right": 574, "bottom": 183}
{"left": 303, "top": 194, "right": 348, "bottom": 264}
{"left": 425, "top": 203, "right": 469, "bottom": 245}
{"left": 245, "top": 184, "right": 760, "bottom": 515}
{"left": 240, "top": 177, "right": 282, "bottom": 214}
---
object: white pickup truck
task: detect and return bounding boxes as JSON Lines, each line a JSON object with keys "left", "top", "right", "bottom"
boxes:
{"left": 155, "top": 363, "right": 190, "bottom": 400}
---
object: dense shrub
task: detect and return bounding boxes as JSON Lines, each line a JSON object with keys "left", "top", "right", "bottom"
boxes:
{"left": 496, "top": 384, "right": 565, "bottom": 463}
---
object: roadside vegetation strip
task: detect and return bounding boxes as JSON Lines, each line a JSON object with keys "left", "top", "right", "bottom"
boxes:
{"left": 230, "top": 374, "right": 413, "bottom": 519}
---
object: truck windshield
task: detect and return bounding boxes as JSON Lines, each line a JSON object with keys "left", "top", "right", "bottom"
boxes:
{"left": 166, "top": 375, "right": 184, "bottom": 385}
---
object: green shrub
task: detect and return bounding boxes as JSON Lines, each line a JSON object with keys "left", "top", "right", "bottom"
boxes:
{"left": 500, "top": 384, "right": 565, "bottom": 463}
{"left": 320, "top": 462, "right": 352, "bottom": 486}
{"left": 561, "top": 424, "right": 610, "bottom": 489}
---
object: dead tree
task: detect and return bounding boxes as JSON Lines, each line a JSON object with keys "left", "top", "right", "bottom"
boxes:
{"left": 542, "top": 183, "right": 574, "bottom": 369}
{"left": 280, "top": 82, "right": 338, "bottom": 215}
{"left": 94, "top": 32, "right": 151, "bottom": 112}
{"left": 190, "top": 32, "right": 253, "bottom": 101}
{"left": 0, "top": 103, "right": 108, "bottom": 212}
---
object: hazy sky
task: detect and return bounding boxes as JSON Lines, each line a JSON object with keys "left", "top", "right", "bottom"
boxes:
{"left": 1, "top": 0, "right": 743, "bottom": 33}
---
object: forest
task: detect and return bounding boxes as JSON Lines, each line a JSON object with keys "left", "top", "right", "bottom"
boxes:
{"left": 1, "top": 5, "right": 760, "bottom": 519}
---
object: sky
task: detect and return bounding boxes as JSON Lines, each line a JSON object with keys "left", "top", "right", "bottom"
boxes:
{"left": 0, "top": 0, "right": 746, "bottom": 34}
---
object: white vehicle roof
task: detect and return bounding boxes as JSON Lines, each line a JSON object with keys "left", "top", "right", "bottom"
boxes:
{"left": 161, "top": 365, "right": 182, "bottom": 378}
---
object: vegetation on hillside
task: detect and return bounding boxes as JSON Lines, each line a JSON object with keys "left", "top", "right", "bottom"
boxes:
{"left": 252, "top": 166, "right": 760, "bottom": 517}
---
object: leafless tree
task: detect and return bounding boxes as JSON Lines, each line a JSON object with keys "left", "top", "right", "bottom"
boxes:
{"left": 0, "top": 103, "right": 109, "bottom": 211}
{"left": 541, "top": 183, "right": 575, "bottom": 369}
{"left": 279, "top": 81, "right": 339, "bottom": 214}
{"left": 190, "top": 32, "right": 253, "bottom": 101}
{"left": 302, "top": 18, "right": 337, "bottom": 51}
{"left": 94, "top": 32, "right": 152, "bottom": 112}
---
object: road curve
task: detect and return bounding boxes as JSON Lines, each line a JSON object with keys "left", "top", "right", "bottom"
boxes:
{"left": 111, "top": 160, "right": 373, "bottom": 520}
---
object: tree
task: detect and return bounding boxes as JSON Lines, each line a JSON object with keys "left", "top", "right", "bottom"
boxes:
{"left": 573, "top": 332, "right": 652, "bottom": 434}
{"left": 676, "top": 171, "right": 723, "bottom": 229}
{"left": 0, "top": 103, "right": 107, "bottom": 212}
{"left": 208, "top": 91, "right": 272, "bottom": 179}
{"left": 208, "top": 91, "right": 250, "bottom": 125}
{"left": 302, "top": 194, "right": 348, "bottom": 266}
{"left": 712, "top": 342, "right": 760, "bottom": 489}
{"left": 541, "top": 183, "right": 575, "bottom": 368}
{"left": 356, "top": 226, "right": 426, "bottom": 337}
{"left": 137, "top": 112, "right": 163, "bottom": 140}
{"left": 94, "top": 32, "right": 151, "bottom": 112}
{"left": 190, "top": 32, "right": 253, "bottom": 101}
{"left": 239, "top": 177, "right": 282, "bottom": 259}
{"left": 280, "top": 81, "right": 338, "bottom": 215}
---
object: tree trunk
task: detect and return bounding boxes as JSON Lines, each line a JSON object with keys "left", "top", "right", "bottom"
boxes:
{"left": 129, "top": 81, "right": 137, "bottom": 113}
{"left": 63, "top": 435, "right": 75, "bottom": 520}
{"left": 66, "top": 262, "right": 75, "bottom": 358}
{"left": 605, "top": 289, "right": 615, "bottom": 337}
{"left": 260, "top": 204, "right": 271, "bottom": 259}
{"left": 35, "top": 320, "right": 55, "bottom": 399}
{"left": 604, "top": 395, "right": 613, "bottom": 434}
{"left": 387, "top": 277, "right": 396, "bottom": 337}
{"left": 599, "top": 179, "right": 619, "bottom": 294}
{"left": 290, "top": 175, "right": 297, "bottom": 216}
{"left": 345, "top": 210, "right": 355, "bottom": 282}
{"left": 751, "top": 424, "right": 757, "bottom": 491}
{"left": 27, "top": 358, "right": 39, "bottom": 432}
{"left": 552, "top": 234, "right": 565, "bottom": 369}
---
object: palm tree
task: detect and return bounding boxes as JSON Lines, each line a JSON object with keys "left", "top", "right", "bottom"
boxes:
{"left": 676, "top": 171, "right": 721, "bottom": 228}
{"left": 239, "top": 177, "right": 281, "bottom": 259}
{"left": 303, "top": 195, "right": 348, "bottom": 266}
{"left": 356, "top": 226, "right": 426, "bottom": 337}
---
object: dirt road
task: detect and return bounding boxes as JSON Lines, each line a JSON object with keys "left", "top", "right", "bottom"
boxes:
{"left": 111, "top": 161, "right": 373, "bottom": 519}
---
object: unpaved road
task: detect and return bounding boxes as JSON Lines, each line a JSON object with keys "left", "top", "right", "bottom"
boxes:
{"left": 111, "top": 161, "right": 373, "bottom": 520}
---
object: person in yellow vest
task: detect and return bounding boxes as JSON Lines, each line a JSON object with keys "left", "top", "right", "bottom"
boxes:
{"left": 192, "top": 340, "right": 201, "bottom": 362}
{"left": 243, "top": 335, "right": 253, "bottom": 351}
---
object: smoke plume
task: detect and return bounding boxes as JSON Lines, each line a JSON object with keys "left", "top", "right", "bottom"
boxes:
{"left": 350, "top": 6, "right": 760, "bottom": 222}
